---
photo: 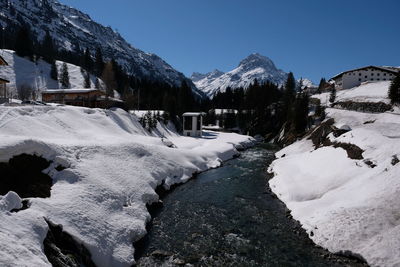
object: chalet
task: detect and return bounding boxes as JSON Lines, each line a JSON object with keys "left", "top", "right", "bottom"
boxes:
{"left": 182, "top": 112, "right": 205, "bottom": 137}
{"left": 41, "top": 89, "right": 107, "bottom": 108}
{"left": 330, "top": 66, "right": 400, "bottom": 90}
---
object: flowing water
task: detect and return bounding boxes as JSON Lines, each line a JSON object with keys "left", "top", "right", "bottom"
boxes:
{"left": 137, "top": 146, "right": 366, "bottom": 266}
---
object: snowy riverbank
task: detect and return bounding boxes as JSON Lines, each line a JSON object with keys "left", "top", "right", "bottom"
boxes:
{"left": 269, "top": 82, "right": 400, "bottom": 266}
{"left": 0, "top": 105, "right": 254, "bottom": 267}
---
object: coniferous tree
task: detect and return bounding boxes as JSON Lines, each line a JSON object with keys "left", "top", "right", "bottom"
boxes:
{"left": 50, "top": 60, "right": 58, "bottom": 80}
{"left": 293, "top": 92, "right": 310, "bottom": 133}
{"left": 94, "top": 47, "right": 104, "bottom": 77}
{"left": 60, "top": 62, "right": 70, "bottom": 88}
{"left": 15, "top": 26, "right": 34, "bottom": 59}
{"left": 83, "top": 48, "right": 93, "bottom": 72}
{"left": 95, "top": 78, "right": 100, "bottom": 89}
{"left": 83, "top": 71, "right": 91, "bottom": 88}
{"left": 329, "top": 84, "right": 336, "bottom": 105}
{"left": 41, "top": 30, "right": 55, "bottom": 63}
{"left": 388, "top": 73, "right": 400, "bottom": 105}
{"left": 283, "top": 72, "right": 296, "bottom": 123}
{"left": 317, "top": 78, "right": 326, "bottom": 94}
{"left": 102, "top": 61, "right": 117, "bottom": 97}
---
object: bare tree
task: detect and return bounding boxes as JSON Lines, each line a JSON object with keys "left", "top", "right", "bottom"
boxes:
{"left": 17, "top": 84, "right": 33, "bottom": 101}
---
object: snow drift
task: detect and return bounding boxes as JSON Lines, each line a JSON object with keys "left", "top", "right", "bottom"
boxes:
{"left": 0, "top": 105, "right": 254, "bottom": 266}
{"left": 269, "top": 82, "right": 400, "bottom": 266}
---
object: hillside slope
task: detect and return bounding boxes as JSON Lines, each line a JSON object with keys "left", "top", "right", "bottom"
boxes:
{"left": 0, "top": 0, "right": 203, "bottom": 97}
{"left": 268, "top": 82, "right": 400, "bottom": 266}
{"left": 0, "top": 49, "right": 105, "bottom": 97}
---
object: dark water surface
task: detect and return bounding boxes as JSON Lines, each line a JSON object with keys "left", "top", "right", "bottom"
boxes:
{"left": 137, "top": 146, "right": 366, "bottom": 266}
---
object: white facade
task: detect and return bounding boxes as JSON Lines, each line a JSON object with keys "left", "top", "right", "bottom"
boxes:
{"left": 182, "top": 112, "right": 204, "bottom": 137}
{"left": 331, "top": 66, "right": 399, "bottom": 90}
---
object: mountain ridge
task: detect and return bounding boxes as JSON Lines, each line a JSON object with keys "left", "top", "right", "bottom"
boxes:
{"left": 0, "top": 0, "right": 205, "bottom": 97}
{"left": 191, "top": 53, "right": 289, "bottom": 98}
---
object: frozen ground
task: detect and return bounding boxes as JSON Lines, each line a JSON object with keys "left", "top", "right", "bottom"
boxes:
{"left": 0, "top": 105, "right": 254, "bottom": 267}
{"left": 269, "top": 82, "right": 400, "bottom": 266}
{"left": 312, "top": 81, "right": 391, "bottom": 105}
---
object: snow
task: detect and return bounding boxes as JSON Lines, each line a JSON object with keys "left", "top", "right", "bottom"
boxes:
{"left": 0, "top": 191, "right": 22, "bottom": 212}
{"left": 0, "top": 49, "right": 105, "bottom": 98}
{"left": 312, "top": 81, "right": 391, "bottom": 105}
{"left": 269, "top": 90, "right": 400, "bottom": 266}
{"left": 0, "top": 105, "right": 254, "bottom": 267}
{"left": 192, "top": 53, "right": 288, "bottom": 98}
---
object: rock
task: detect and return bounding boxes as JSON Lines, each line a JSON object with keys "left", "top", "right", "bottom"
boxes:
{"left": 0, "top": 191, "right": 22, "bottom": 212}
{"left": 391, "top": 155, "right": 400, "bottom": 166}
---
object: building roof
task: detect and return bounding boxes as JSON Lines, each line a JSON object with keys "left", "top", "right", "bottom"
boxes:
{"left": 0, "top": 55, "right": 8, "bottom": 66}
{"left": 41, "top": 89, "right": 103, "bottom": 94}
{"left": 0, "top": 77, "right": 10, "bottom": 83}
{"left": 330, "top": 65, "right": 400, "bottom": 80}
{"left": 182, "top": 112, "right": 206, "bottom": 117}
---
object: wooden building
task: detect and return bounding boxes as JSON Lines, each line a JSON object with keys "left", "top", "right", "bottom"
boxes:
{"left": 41, "top": 89, "right": 107, "bottom": 108}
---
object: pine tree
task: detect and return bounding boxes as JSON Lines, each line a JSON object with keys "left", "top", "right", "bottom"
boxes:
{"left": 15, "top": 26, "right": 34, "bottom": 59}
{"left": 50, "top": 60, "right": 58, "bottom": 80}
{"left": 41, "top": 30, "right": 55, "bottom": 63}
{"left": 293, "top": 92, "right": 310, "bottom": 133}
{"left": 102, "top": 61, "right": 117, "bottom": 97}
{"left": 94, "top": 47, "right": 104, "bottom": 77}
{"left": 60, "top": 62, "right": 70, "bottom": 89}
{"left": 329, "top": 84, "right": 336, "bottom": 105}
{"left": 388, "top": 73, "right": 400, "bottom": 105}
{"left": 283, "top": 72, "right": 296, "bottom": 123}
{"left": 83, "top": 71, "right": 91, "bottom": 88}
{"left": 83, "top": 48, "right": 93, "bottom": 72}
{"left": 317, "top": 78, "right": 326, "bottom": 94}
{"left": 95, "top": 78, "right": 100, "bottom": 89}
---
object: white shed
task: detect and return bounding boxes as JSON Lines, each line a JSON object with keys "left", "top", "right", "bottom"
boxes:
{"left": 182, "top": 112, "right": 205, "bottom": 137}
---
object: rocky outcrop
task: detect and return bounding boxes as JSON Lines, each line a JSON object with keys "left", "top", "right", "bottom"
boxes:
{"left": 334, "top": 101, "right": 392, "bottom": 113}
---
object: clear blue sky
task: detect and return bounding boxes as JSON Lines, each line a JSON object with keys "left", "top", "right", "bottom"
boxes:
{"left": 60, "top": 0, "right": 399, "bottom": 83}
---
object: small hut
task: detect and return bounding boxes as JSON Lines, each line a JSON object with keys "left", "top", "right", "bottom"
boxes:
{"left": 182, "top": 112, "right": 205, "bottom": 137}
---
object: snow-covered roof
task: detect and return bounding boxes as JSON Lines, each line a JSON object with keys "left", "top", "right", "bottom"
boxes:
{"left": 330, "top": 65, "right": 400, "bottom": 80}
{"left": 182, "top": 112, "right": 206, "bottom": 117}
{"left": 42, "top": 89, "right": 102, "bottom": 94}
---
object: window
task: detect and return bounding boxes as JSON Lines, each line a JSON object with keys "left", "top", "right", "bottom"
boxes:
{"left": 184, "top": 116, "right": 193, "bottom": 130}
{"left": 359, "top": 73, "right": 361, "bottom": 76}
{"left": 377, "top": 73, "right": 380, "bottom": 76}
{"left": 383, "top": 78, "right": 386, "bottom": 80}
{"left": 371, "top": 78, "right": 374, "bottom": 81}
{"left": 384, "top": 73, "right": 387, "bottom": 76}
{"left": 365, "top": 75, "right": 368, "bottom": 78}
{"left": 371, "top": 73, "right": 374, "bottom": 76}
{"left": 358, "top": 78, "right": 361, "bottom": 81}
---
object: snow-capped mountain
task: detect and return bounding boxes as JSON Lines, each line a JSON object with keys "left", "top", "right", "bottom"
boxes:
{"left": 191, "top": 53, "right": 289, "bottom": 98}
{"left": 0, "top": 0, "right": 204, "bottom": 97}
{"left": 298, "top": 78, "right": 316, "bottom": 89}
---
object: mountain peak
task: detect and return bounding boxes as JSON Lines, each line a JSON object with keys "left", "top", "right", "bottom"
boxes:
{"left": 238, "top": 53, "right": 276, "bottom": 70}
{"left": 192, "top": 53, "right": 288, "bottom": 98}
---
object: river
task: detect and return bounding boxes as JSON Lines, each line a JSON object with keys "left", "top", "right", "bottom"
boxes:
{"left": 137, "top": 145, "right": 367, "bottom": 266}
